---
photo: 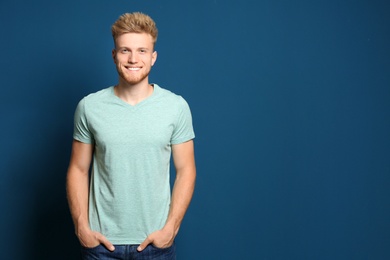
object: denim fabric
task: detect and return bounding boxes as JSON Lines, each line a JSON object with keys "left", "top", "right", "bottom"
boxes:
{"left": 80, "top": 243, "right": 176, "bottom": 260}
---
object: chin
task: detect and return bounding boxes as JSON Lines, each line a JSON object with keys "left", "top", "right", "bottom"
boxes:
{"left": 123, "top": 75, "right": 149, "bottom": 85}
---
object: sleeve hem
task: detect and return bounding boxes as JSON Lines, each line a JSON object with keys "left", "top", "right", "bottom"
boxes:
{"left": 171, "top": 135, "right": 195, "bottom": 145}
{"left": 73, "top": 135, "right": 94, "bottom": 144}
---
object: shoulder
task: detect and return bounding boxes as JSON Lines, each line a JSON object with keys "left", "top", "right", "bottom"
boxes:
{"left": 154, "top": 84, "right": 189, "bottom": 107}
{"left": 82, "top": 87, "right": 113, "bottom": 103}
{"left": 76, "top": 87, "right": 114, "bottom": 111}
{"left": 75, "top": 87, "right": 114, "bottom": 116}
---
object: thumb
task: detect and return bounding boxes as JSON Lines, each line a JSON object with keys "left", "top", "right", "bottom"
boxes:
{"left": 137, "top": 236, "right": 152, "bottom": 252}
{"left": 96, "top": 232, "right": 115, "bottom": 251}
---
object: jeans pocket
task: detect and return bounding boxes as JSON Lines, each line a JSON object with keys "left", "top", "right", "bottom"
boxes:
{"left": 151, "top": 244, "right": 171, "bottom": 250}
{"left": 142, "top": 243, "right": 175, "bottom": 259}
{"left": 80, "top": 244, "right": 105, "bottom": 259}
{"left": 81, "top": 244, "right": 102, "bottom": 250}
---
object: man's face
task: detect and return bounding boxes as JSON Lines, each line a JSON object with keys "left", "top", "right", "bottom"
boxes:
{"left": 112, "top": 33, "right": 157, "bottom": 85}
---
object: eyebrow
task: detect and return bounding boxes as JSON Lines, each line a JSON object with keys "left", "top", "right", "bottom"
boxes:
{"left": 117, "top": 46, "right": 151, "bottom": 50}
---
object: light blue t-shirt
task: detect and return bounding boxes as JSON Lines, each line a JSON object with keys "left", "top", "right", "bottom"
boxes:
{"left": 73, "top": 84, "right": 195, "bottom": 244}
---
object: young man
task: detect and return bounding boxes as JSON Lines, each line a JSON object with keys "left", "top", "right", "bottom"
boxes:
{"left": 66, "top": 12, "right": 196, "bottom": 260}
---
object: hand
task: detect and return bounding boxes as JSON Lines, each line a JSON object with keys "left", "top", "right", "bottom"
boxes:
{"left": 77, "top": 227, "right": 115, "bottom": 251}
{"left": 137, "top": 228, "right": 175, "bottom": 252}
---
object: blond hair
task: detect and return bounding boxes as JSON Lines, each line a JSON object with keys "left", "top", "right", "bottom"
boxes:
{"left": 111, "top": 12, "right": 158, "bottom": 47}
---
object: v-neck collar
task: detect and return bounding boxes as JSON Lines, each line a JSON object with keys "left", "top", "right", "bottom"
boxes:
{"left": 110, "top": 84, "right": 160, "bottom": 110}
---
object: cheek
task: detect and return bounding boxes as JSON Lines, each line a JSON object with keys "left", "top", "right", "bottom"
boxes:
{"left": 115, "top": 57, "right": 126, "bottom": 65}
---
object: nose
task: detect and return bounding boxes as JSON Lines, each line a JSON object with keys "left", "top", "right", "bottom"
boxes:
{"left": 128, "top": 53, "right": 137, "bottom": 63}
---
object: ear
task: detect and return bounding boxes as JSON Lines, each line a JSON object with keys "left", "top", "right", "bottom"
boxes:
{"left": 151, "top": 51, "right": 157, "bottom": 66}
{"left": 112, "top": 49, "right": 117, "bottom": 64}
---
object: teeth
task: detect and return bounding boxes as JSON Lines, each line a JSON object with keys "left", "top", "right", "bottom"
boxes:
{"left": 127, "top": 67, "right": 140, "bottom": 71}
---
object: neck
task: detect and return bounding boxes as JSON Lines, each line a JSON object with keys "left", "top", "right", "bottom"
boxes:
{"left": 115, "top": 79, "right": 153, "bottom": 105}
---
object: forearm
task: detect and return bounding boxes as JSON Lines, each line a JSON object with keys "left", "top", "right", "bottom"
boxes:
{"left": 164, "top": 166, "right": 196, "bottom": 235}
{"left": 66, "top": 166, "right": 90, "bottom": 233}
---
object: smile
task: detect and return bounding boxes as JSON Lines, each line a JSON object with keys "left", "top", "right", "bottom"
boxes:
{"left": 125, "top": 67, "right": 141, "bottom": 71}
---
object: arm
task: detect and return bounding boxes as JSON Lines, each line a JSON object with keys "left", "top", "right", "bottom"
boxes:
{"left": 66, "top": 140, "right": 115, "bottom": 251}
{"left": 138, "top": 140, "right": 196, "bottom": 250}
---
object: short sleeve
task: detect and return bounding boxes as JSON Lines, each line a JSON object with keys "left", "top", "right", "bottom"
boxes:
{"left": 73, "top": 98, "right": 94, "bottom": 144}
{"left": 171, "top": 97, "right": 195, "bottom": 145}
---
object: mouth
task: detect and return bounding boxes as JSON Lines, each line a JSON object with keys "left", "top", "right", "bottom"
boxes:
{"left": 125, "top": 66, "right": 141, "bottom": 71}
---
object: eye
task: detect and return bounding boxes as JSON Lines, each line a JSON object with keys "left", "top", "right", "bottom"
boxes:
{"left": 139, "top": 49, "right": 147, "bottom": 53}
{"left": 120, "top": 48, "right": 129, "bottom": 54}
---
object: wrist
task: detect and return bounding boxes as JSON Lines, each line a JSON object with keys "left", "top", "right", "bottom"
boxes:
{"left": 163, "top": 220, "right": 180, "bottom": 236}
{"left": 75, "top": 218, "right": 90, "bottom": 236}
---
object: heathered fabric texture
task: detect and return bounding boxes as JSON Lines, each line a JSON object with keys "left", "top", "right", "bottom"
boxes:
{"left": 73, "top": 84, "right": 195, "bottom": 244}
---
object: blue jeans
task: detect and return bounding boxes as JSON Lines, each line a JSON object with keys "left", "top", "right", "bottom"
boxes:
{"left": 80, "top": 243, "right": 176, "bottom": 260}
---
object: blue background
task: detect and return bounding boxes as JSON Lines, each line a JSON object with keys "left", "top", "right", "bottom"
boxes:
{"left": 1, "top": 0, "right": 389, "bottom": 259}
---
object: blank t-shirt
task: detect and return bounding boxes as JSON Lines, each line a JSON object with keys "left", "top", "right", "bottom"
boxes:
{"left": 73, "top": 84, "right": 195, "bottom": 244}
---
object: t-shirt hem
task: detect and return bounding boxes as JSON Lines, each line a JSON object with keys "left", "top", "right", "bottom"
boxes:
{"left": 107, "top": 238, "right": 145, "bottom": 245}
